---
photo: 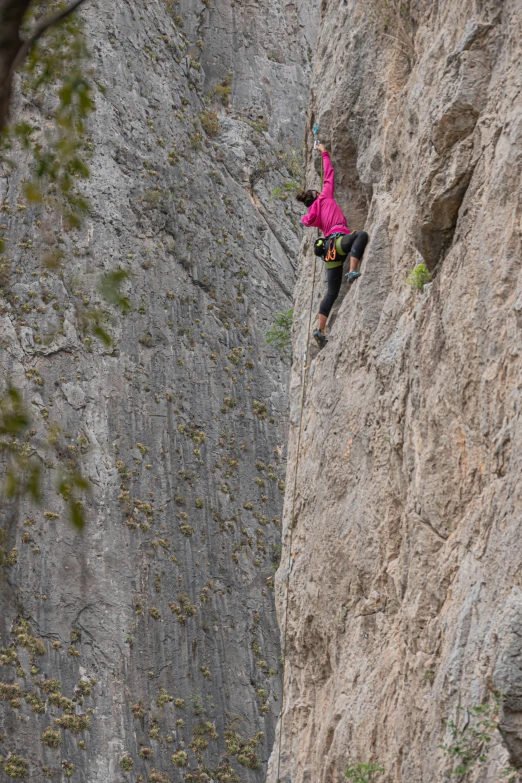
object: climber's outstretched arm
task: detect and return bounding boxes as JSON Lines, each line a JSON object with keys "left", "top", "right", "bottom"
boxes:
{"left": 319, "top": 145, "right": 334, "bottom": 200}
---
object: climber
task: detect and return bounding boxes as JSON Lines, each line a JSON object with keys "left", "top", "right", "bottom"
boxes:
{"left": 296, "top": 143, "right": 368, "bottom": 347}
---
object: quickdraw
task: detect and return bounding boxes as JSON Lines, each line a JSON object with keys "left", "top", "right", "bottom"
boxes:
{"left": 315, "top": 232, "right": 345, "bottom": 263}
{"left": 325, "top": 238, "right": 337, "bottom": 263}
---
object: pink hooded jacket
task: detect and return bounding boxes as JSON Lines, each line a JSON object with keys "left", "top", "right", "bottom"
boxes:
{"left": 301, "top": 151, "right": 350, "bottom": 237}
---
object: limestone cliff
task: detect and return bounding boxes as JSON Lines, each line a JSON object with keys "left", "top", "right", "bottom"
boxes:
{"left": 0, "top": 0, "right": 317, "bottom": 780}
{"left": 273, "top": 0, "right": 522, "bottom": 781}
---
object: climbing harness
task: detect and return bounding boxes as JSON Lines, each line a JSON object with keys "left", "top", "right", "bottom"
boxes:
{"left": 275, "top": 131, "right": 323, "bottom": 783}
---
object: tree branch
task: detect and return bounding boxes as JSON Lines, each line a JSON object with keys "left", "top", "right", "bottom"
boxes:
{"left": 12, "top": 0, "right": 89, "bottom": 72}
{"left": 0, "top": 0, "right": 89, "bottom": 133}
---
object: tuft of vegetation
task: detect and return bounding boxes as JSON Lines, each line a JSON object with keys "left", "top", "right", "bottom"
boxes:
{"left": 199, "top": 110, "right": 220, "bottom": 137}
{"left": 405, "top": 263, "right": 432, "bottom": 290}
{"left": 54, "top": 713, "right": 91, "bottom": 733}
{"left": 147, "top": 770, "right": 168, "bottom": 783}
{"left": 119, "top": 755, "right": 134, "bottom": 772}
{"left": 171, "top": 750, "right": 188, "bottom": 767}
{"left": 211, "top": 72, "right": 233, "bottom": 106}
{"left": 266, "top": 308, "right": 293, "bottom": 360}
{"left": 224, "top": 729, "right": 263, "bottom": 771}
{"left": 2, "top": 755, "right": 29, "bottom": 779}
{"left": 189, "top": 131, "right": 203, "bottom": 151}
{"left": 439, "top": 696, "right": 504, "bottom": 779}
{"left": 271, "top": 181, "right": 300, "bottom": 201}
{"left": 367, "top": 0, "right": 413, "bottom": 62}
{"left": 345, "top": 762, "right": 385, "bottom": 782}
{"left": 41, "top": 727, "right": 62, "bottom": 748}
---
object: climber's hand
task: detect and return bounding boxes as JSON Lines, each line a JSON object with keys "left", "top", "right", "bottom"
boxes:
{"left": 316, "top": 142, "right": 326, "bottom": 153}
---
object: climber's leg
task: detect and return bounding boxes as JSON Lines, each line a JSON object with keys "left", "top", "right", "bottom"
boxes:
{"left": 348, "top": 231, "right": 369, "bottom": 270}
{"left": 341, "top": 231, "right": 368, "bottom": 281}
{"left": 314, "top": 265, "right": 343, "bottom": 345}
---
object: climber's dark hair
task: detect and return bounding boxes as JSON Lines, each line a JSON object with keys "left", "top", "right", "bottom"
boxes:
{"left": 296, "top": 189, "right": 318, "bottom": 208}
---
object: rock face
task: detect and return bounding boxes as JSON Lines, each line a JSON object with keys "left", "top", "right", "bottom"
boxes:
{"left": 0, "top": 0, "right": 317, "bottom": 780}
{"left": 272, "top": 1, "right": 522, "bottom": 781}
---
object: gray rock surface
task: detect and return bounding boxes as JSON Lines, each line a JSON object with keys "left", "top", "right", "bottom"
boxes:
{"left": 271, "top": 0, "right": 522, "bottom": 781}
{"left": 0, "top": 0, "right": 318, "bottom": 780}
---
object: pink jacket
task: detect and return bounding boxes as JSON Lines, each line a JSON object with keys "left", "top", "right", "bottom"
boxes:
{"left": 301, "top": 151, "right": 350, "bottom": 237}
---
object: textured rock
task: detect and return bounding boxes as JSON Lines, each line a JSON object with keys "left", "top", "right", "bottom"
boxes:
{"left": 272, "top": 0, "right": 522, "bottom": 781}
{"left": 0, "top": 0, "right": 317, "bottom": 780}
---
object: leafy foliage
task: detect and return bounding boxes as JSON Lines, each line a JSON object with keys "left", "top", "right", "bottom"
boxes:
{"left": 266, "top": 308, "right": 293, "bottom": 361}
{"left": 271, "top": 180, "right": 300, "bottom": 201}
{"left": 1, "top": 0, "right": 94, "bottom": 231}
{"left": 345, "top": 762, "right": 385, "bottom": 782}
{"left": 405, "top": 262, "right": 432, "bottom": 290}
{"left": 199, "top": 109, "right": 220, "bottom": 137}
{"left": 0, "top": 385, "right": 90, "bottom": 529}
{"left": 439, "top": 698, "right": 502, "bottom": 780}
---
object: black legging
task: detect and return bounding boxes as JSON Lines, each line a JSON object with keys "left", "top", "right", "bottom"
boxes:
{"left": 319, "top": 231, "right": 369, "bottom": 318}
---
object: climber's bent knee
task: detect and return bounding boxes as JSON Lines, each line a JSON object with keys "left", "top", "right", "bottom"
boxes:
{"left": 349, "top": 230, "right": 369, "bottom": 260}
{"left": 319, "top": 293, "right": 338, "bottom": 317}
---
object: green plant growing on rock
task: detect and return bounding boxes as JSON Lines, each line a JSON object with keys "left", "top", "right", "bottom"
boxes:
{"left": 405, "top": 262, "right": 432, "bottom": 290}
{"left": 200, "top": 110, "right": 220, "bottom": 137}
{"left": 345, "top": 762, "right": 385, "bottom": 782}
{"left": 54, "top": 713, "right": 91, "bottom": 733}
{"left": 119, "top": 755, "right": 134, "bottom": 771}
{"left": 266, "top": 308, "right": 293, "bottom": 360}
{"left": 439, "top": 696, "right": 504, "bottom": 780}
{"left": 132, "top": 701, "right": 145, "bottom": 719}
{"left": 41, "top": 726, "right": 62, "bottom": 747}
{"left": 271, "top": 181, "right": 300, "bottom": 201}
{"left": 147, "top": 771, "right": 168, "bottom": 783}
{"left": 211, "top": 72, "right": 232, "bottom": 106}
{"left": 2, "top": 755, "right": 29, "bottom": 778}
{"left": 224, "top": 729, "right": 263, "bottom": 770}
{"left": 171, "top": 750, "right": 188, "bottom": 767}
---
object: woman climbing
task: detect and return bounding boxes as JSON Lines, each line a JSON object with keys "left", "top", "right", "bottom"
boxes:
{"left": 296, "top": 143, "right": 369, "bottom": 347}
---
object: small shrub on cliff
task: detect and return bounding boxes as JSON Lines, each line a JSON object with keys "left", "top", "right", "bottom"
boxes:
{"left": 345, "top": 761, "right": 385, "bottom": 782}
{"left": 2, "top": 755, "right": 29, "bottom": 778}
{"left": 171, "top": 750, "right": 188, "bottom": 767}
{"left": 41, "top": 727, "right": 62, "bottom": 748}
{"left": 266, "top": 308, "right": 293, "bottom": 360}
{"left": 211, "top": 73, "right": 233, "bottom": 106}
{"left": 54, "top": 713, "right": 91, "bottom": 733}
{"left": 119, "top": 755, "right": 134, "bottom": 771}
{"left": 405, "top": 263, "right": 432, "bottom": 290}
{"left": 200, "top": 110, "right": 220, "bottom": 137}
{"left": 439, "top": 697, "right": 501, "bottom": 779}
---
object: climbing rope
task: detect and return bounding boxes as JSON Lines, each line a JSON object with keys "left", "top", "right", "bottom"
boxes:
{"left": 275, "top": 137, "right": 323, "bottom": 783}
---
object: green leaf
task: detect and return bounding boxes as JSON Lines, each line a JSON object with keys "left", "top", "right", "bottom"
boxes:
{"left": 26, "top": 462, "right": 42, "bottom": 503}
{"left": 98, "top": 269, "right": 132, "bottom": 315}
{"left": 70, "top": 501, "right": 85, "bottom": 530}
{"left": 5, "top": 468, "right": 18, "bottom": 498}
{"left": 92, "top": 324, "right": 112, "bottom": 346}
{"left": 24, "top": 182, "right": 42, "bottom": 203}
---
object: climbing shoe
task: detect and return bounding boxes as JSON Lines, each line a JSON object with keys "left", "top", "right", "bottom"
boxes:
{"left": 313, "top": 329, "right": 327, "bottom": 348}
{"left": 346, "top": 271, "right": 361, "bottom": 283}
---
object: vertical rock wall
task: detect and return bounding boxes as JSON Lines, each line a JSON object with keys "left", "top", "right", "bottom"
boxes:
{"left": 273, "top": 0, "right": 522, "bottom": 781}
{"left": 0, "top": 0, "right": 317, "bottom": 780}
